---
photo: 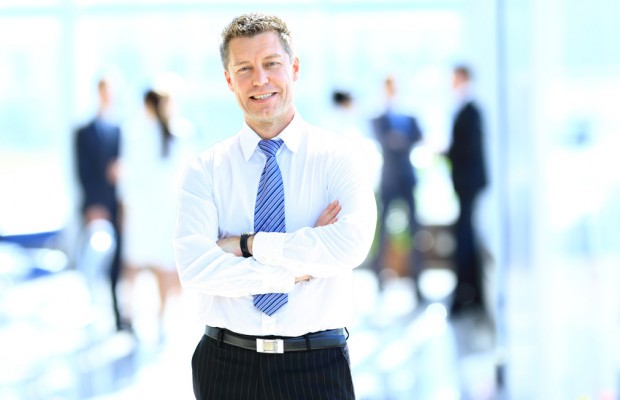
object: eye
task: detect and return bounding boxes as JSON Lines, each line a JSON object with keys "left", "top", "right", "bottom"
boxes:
{"left": 236, "top": 66, "right": 251, "bottom": 74}
{"left": 266, "top": 61, "right": 280, "bottom": 68}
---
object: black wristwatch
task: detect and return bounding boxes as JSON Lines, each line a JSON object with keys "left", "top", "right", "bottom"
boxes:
{"left": 240, "top": 233, "right": 253, "bottom": 258}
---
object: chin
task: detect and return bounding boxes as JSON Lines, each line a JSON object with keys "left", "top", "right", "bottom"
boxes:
{"left": 251, "top": 110, "right": 282, "bottom": 123}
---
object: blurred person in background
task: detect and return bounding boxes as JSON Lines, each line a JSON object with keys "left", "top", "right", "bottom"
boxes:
{"left": 118, "top": 86, "right": 194, "bottom": 339}
{"left": 325, "top": 89, "right": 381, "bottom": 190}
{"left": 333, "top": 90, "right": 353, "bottom": 109}
{"left": 174, "top": 13, "right": 376, "bottom": 399}
{"left": 328, "top": 90, "right": 358, "bottom": 138}
{"left": 75, "top": 77, "right": 128, "bottom": 332}
{"left": 446, "top": 65, "right": 488, "bottom": 316}
{"left": 370, "top": 76, "right": 424, "bottom": 296}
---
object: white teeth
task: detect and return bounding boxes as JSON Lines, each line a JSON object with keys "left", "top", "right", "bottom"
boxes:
{"left": 253, "top": 93, "right": 273, "bottom": 100}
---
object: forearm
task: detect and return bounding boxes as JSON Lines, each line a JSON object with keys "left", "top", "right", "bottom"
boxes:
{"left": 217, "top": 235, "right": 311, "bottom": 283}
{"left": 174, "top": 162, "right": 296, "bottom": 297}
{"left": 252, "top": 197, "right": 376, "bottom": 278}
{"left": 252, "top": 218, "right": 374, "bottom": 278}
{"left": 252, "top": 152, "right": 377, "bottom": 278}
{"left": 175, "top": 233, "right": 295, "bottom": 297}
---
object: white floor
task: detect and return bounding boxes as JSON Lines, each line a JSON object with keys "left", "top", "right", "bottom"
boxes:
{"left": 2, "top": 255, "right": 619, "bottom": 400}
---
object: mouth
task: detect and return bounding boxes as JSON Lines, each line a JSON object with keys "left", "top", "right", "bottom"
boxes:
{"left": 251, "top": 92, "right": 276, "bottom": 101}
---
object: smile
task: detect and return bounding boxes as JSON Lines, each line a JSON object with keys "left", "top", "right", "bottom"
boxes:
{"left": 251, "top": 93, "right": 275, "bottom": 100}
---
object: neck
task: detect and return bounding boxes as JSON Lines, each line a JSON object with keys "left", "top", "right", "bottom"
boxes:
{"left": 455, "top": 82, "right": 472, "bottom": 101}
{"left": 247, "top": 111, "right": 295, "bottom": 140}
{"left": 97, "top": 107, "right": 110, "bottom": 122}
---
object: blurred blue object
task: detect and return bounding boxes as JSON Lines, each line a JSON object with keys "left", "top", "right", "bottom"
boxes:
{"left": 74, "top": 219, "right": 117, "bottom": 312}
{"left": 0, "top": 220, "right": 130, "bottom": 400}
{"left": 0, "top": 230, "right": 60, "bottom": 249}
{"left": 0, "top": 230, "right": 68, "bottom": 282}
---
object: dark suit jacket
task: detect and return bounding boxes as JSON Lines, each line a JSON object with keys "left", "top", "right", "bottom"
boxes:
{"left": 75, "top": 117, "right": 121, "bottom": 218}
{"left": 447, "top": 101, "right": 487, "bottom": 196}
{"left": 372, "top": 111, "right": 422, "bottom": 193}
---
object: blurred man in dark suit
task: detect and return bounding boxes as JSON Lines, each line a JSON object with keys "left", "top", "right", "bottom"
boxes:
{"left": 75, "top": 77, "right": 127, "bottom": 331}
{"left": 371, "top": 76, "right": 423, "bottom": 291}
{"left": 447, "top": 65, "right": 488, "bottom": 315}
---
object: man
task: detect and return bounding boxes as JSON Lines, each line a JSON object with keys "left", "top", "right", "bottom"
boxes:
{"left": 173, "top": 13, "right": 377, "bottom": 400}
{"left": 446, "top": 65, "right": 488, "bottom": 315}
{"left": 75, "top": 77, "right": 126, "bottom": 331}
{"left": 371, "top": 76, "right": 423, "bottom": 290}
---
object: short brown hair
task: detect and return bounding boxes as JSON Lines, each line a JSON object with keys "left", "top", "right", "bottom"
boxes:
{"left": 454, "top": 65, "right": 472, "bottom": 81}
{"left": 219, "top": 13, "right": 294, "bottom": 70}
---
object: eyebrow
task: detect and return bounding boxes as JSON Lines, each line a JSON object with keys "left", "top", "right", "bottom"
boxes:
{"left": 231, "top": 53, "right": 283, "bottom": 68}
{"left": 264, "top": 54, "right": 282, "bottom": 60}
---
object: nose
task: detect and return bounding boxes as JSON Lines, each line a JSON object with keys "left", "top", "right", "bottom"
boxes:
{"left": 252, "top": 67, "right": 268, "bottom": 86}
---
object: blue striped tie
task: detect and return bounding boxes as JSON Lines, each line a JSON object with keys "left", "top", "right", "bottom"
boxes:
{"left": 253, "top": 139, "right": 288, "bottom": 315}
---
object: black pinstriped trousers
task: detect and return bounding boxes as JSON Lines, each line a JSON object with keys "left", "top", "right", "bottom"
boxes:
{"left": 192, "top": 335, "right": 356, "bottom": 399}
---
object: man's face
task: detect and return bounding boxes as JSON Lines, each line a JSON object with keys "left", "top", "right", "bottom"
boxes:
{"left": 452, "top": 71, "right": 466, "bottom": 90}
{"left": 224, "top": 31, "right": 299, "bottom": 131}
{"left": 99, "top": 81, "right": 112, "bottom": 109}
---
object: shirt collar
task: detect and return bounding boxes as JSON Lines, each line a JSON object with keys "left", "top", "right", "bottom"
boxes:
{"left": 239, "top": 113, "right": 304, "bottom": 161}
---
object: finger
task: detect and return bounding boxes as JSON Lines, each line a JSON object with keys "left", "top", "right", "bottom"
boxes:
{"left": 325, "top": 204, "right": 341, "bottom": 223}
{"left": 325, "top": 201, "right": 341, "bottom": 217}
{"left": 315, "top": 203, "right": 334, "bottom": 226}
{"left": 315, "top": 201, "right": 341, "bottom": 227}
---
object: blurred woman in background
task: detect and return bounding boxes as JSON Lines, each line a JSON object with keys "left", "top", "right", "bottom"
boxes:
{"left": 118, "top": 87, "right": 194, "bottom": 340}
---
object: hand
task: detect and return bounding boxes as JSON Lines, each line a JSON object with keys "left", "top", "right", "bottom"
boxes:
{"left": 106, "top": 160, "right": 119, "bottom": 185}
{"left": 295, "top": 275, "right": 312, "bottom": 283}
{"left": 314, "top": 200, "right": 341, "bottom": 227}
{"left": 84, "top": 205, "right": 111, "bottom": 224}
{"left": 216, "top": 236, "right": 242, "bottom": 257}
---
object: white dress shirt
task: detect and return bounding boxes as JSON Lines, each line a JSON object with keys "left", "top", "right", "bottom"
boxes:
{"left": 174, "top": 113, "right": 377, "bottom": 336}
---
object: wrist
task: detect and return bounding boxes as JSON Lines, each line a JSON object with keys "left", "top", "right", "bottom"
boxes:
{"left": 240, "top": 233, "right": 254, "bottom": 258}
{"left": 247, "top": 234, "right": 254, "bottom": 255}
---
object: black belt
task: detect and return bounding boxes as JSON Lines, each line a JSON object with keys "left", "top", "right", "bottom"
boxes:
{"left": 204, "top": 326, "right": 347, "bottom": 353}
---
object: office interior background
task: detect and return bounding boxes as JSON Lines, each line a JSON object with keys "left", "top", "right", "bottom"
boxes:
{"left": 1, "top": 0, "right": 619, "bottom": 399}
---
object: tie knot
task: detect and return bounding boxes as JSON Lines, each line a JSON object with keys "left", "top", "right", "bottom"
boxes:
{"left": 258, "top": 139, "right": 283, "bottom": 158}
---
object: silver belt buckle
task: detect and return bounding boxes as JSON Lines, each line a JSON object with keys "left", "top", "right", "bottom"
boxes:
{"left": 256, "top": 338, "right": 284, "bottom": 353}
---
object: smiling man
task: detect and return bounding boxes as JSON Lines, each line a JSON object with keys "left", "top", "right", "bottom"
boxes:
{"left": 173, "top": 13, "right": 377, "bottom": 400}
{"left": 224, "top": 31, "right": 297, "bottom": 131}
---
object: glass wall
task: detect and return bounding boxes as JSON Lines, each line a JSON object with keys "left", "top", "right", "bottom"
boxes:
{"left": 499, "top": 0, "right": 620, "bottom": 398}
{"left": 0, "top": 16, "right": 68, "bottom": 235}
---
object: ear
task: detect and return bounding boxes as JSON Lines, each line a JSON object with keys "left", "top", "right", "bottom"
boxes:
{"left": 291, "top": 56, "right": 300, "bottom": 82}
{"left": 224, "top": 70, "right": 234, "bottom": 92}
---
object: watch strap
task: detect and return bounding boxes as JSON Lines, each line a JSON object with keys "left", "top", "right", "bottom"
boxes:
{"left": 240, "top": 233, "right": 253, "bottom": 258}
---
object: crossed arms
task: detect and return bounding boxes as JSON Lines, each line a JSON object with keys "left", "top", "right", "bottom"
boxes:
{"left": 216, "top": 200, "right": 341, "bottom": 283}
{"left": 173, "top": 145, "right": 377, "bottom": 298}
